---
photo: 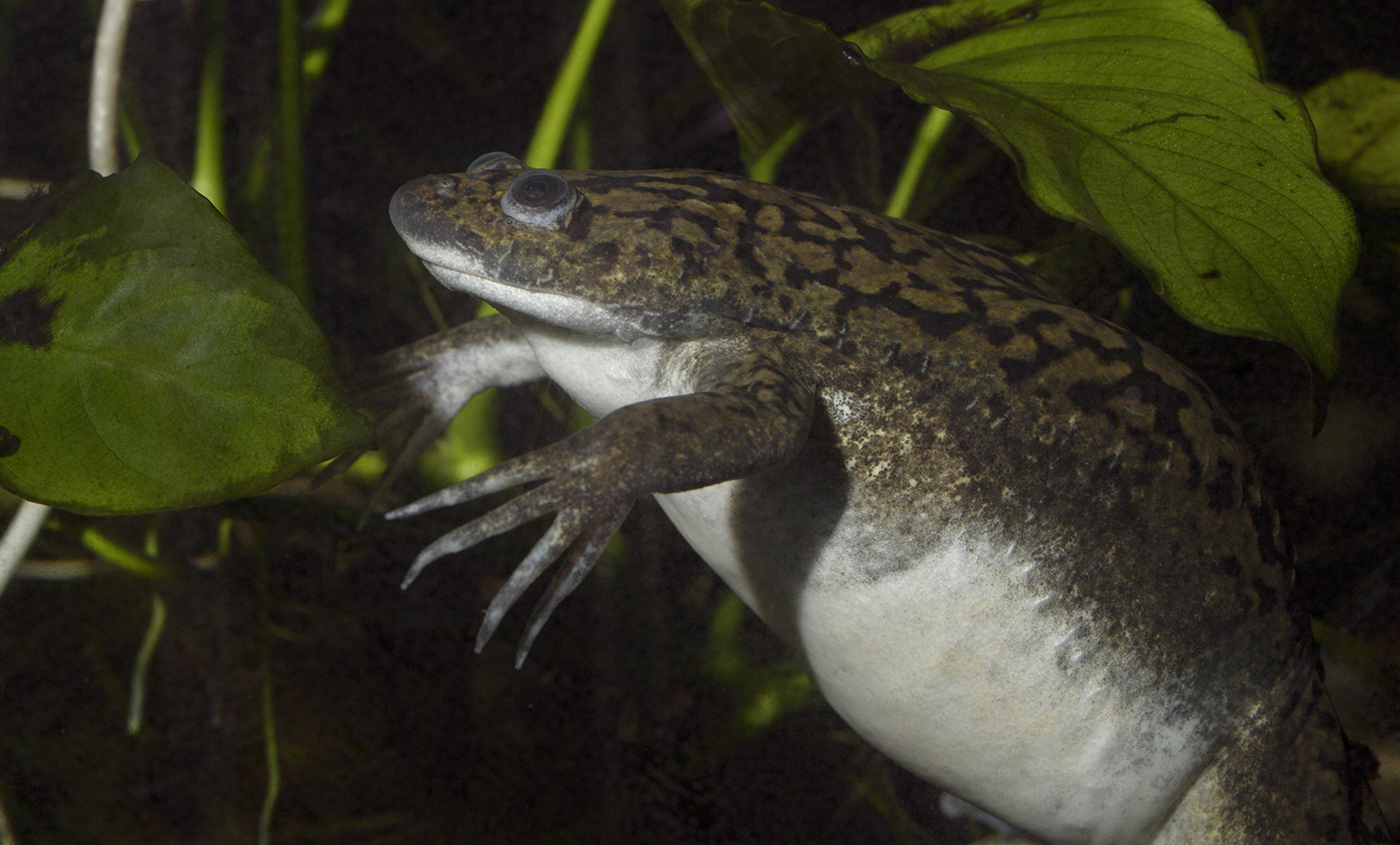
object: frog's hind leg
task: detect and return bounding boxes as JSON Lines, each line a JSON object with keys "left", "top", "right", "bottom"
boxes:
{"left": 1154, "top": 668, "right": 1393, "bottom": 844}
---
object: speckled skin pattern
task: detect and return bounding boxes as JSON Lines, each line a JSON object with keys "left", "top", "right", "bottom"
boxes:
{"left": 389, "top": 163, "right": 1393, "bottom": 844}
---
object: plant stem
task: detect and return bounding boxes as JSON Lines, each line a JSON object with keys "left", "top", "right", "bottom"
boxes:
{"left": 191, "top": 0, "right": 229, "bottom": 213}
{"left": 126, "top": 592, "right": 167, "bottom": 734}
{"left": 747, "top": 121, "right": 807, "bottom": 184}
{"left": 524, "top": 0, "right": 618, "bottom": 169}
{"left": 0, "top": 501, "right": 49, "bottom": 598}
{"left": 257, "top": 547, "right": 281, "bottom": 845}
{"left": 88, "top": 0, "right": 137, "bottom": 176}
{"left": 277, "top": 0, "right": 310, "bottom": 304}
{"left": 885, "top": 105, "right": 953, "bottom": 220}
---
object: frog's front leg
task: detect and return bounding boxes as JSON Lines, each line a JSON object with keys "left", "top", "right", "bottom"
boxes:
{"left": 348, "top": 315, "right": 544, "bottom": 521}
{"left": 390, "top": 342, "right": 816, "bottom": 667}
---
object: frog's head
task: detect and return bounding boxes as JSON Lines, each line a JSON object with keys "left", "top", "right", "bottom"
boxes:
{"left": 390, "top": 152, "right": 766, "bottom": 342}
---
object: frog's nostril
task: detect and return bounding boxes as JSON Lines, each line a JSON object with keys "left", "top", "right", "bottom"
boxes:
{"left": 389, "top": 179, "right": 434, "bottom": 233}
{"left": 431, "top": 175, "right": 456, "bottom": 198}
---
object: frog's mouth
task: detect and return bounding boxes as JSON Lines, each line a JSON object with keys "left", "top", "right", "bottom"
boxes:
{"left": 421, "top": 256, "right": 647, "bottom": 342}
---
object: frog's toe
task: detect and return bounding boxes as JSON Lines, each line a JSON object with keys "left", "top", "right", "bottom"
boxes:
{"left": 474, "top": 507, "right": 588, "bottom": 652}
{"left": 515, "top": 506, "right": 631, "bottom": 667}
{"left": 399, "top": 483, "right": 568, "bottom": 587}
{"left": 940, "top": 793, "right": 1029, "bottom": 841}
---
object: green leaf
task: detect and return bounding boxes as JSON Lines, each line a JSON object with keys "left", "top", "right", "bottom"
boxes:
{"left": 0, "top": 156, "right": 373, "bottom": 514}
{"left": 666, "top": 0, "right": 1357, "bottom": 377}
{"left": 1304, "top": 69, "right": 1400, "bottom": 208}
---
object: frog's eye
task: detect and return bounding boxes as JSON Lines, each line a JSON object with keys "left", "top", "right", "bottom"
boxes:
{"left": 467, "top": 151, "right": 522, "bottom": 173}
{"left": 501, "top": 169, "right": 579, "bottom": 230}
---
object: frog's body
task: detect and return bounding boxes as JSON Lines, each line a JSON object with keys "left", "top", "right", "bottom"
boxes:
{"left": 382, "top": 154, "right": 1392, "bottom": 845}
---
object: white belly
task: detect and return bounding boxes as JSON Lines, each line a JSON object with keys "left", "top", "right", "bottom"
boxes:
{"left": 656, "top": 484, "right": 1211, "bottom": 845}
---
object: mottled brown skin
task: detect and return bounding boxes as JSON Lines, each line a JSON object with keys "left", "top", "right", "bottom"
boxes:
{"left": 386, "top": 164, "right": 1393, "bottom": 843}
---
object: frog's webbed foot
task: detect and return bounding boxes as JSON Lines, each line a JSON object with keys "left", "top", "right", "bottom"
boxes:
{"left": 340, "top": 316, "right": 544, "bottom": 528}
{"left": 389, "top": 435, "right": 634, "bottom": 668}
{"left": 350, "top": 378, "right": 472, "bottom": 529}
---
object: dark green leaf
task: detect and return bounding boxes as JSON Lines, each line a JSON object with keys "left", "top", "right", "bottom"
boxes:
{"left": 0, "top": 156, "right": 373, "bottom": 514}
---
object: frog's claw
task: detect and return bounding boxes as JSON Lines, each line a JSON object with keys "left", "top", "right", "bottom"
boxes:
{"left": 392, "top": 428, "right": 637, "bottom": 665}
{"left": 386, "top": 445, "right": 561, "bottom": 524}
{"left": 390, "top": 429, "right": 602, "bottom": 582}
{"left": 497, "top": 504, "right": 631, "bottom": 668}
{"left": 395, "top": 480, "right": 566, "bottom": 588}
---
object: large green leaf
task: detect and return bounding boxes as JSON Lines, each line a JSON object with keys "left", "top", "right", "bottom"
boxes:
{"left": 1304, "top": 69, "right": 1400, "bottom": 208}
{"left": 664, "top": 0, "right": 1357, "bottom": 377}
{"left": 0, "top": 156, "right": 373, "bottom": 514}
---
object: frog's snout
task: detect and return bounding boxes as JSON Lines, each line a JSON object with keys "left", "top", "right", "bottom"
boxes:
{"left": 388, "top": 175, "right": 441, "bottom": 235}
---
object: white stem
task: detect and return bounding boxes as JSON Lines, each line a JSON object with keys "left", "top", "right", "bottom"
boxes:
{"left": 0, "top": 177, "right": 50, "bottom": 199}
{"left": 0, "top": 501, "right": 51, "bottom": 596}
{"left": 88, "top": 0, "right": 139, "bottom": 176}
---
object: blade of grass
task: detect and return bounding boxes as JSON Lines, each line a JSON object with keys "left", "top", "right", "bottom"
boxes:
{"left": 747, "top": 121, "right": 807, "bottom": 184}
{"left": 80, "top": 528, "right": 175, "bottom": 579}
{"left": 303, "top": 0, "right": 355, "bottom": 84}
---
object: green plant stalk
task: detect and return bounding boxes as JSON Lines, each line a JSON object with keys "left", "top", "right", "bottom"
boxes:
{"left": 80, "top": 527, "right": 173, "bottom": 578}
{"left": 126, "top": 591, "right": 166, "bottom": 734}
{"left": 704, "top": 591, "right": 747, "bottom": 681}
{"left": 740, "top": 667, "right": 813, "bottom": 731}
{"left": 118, "top": 112, "right": 141, "bottom": 161}
{"left": 277, "top": 0, "right": 310, "bottom": 304}
{"left": 570, "top": 109, "right": 594, "bottom": 170}
{"left": 1233, "top": 5, "right": 1268, "bottom": 79}
{"left": 191, "top": 0, "right": 229, "bottom": 214}
{"left": 144, "top": 520, "right": 159, "bottom": 558}
{"left": 420, "top": 391, "right": 503, "bottom": 488}
{"left": 216, "top": 517, "right": 233, "bottom": 558}
{"left": 747, "top": 121, "right": 807, "bottom": 184}
{"left": 256, "top": 547, "right": 281, "bottom": 845}
{"left": 523, "top": 0, "right": 618, "bottom": 169}
{"left": 884, "top": 105, "right": 953, "bottom": 220}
